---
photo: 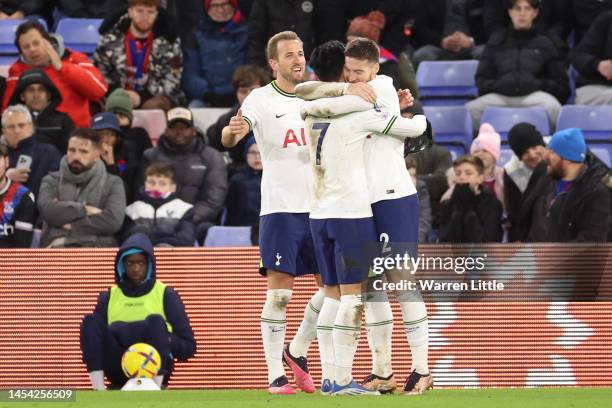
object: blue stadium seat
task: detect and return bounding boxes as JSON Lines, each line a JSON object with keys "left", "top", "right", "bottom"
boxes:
{"left": 480, "top": 107, "right": 550, "bottom": 142}
{"left": 557, "top": 105, "right": 612, "bottom": 142}
{"left": 416, "top": 60, "right": 479, "bottom": 105}
{"left": 56, "top": 18, "right": 102, "bottom": 54}
{"left": 0, "top": 19, "right": 48, "bottom": 54}
{"left": 424, "top": 106, "right": 473, "bottom": 148}
{"left": 589, "top": 145, "right": 612, "bottom": 168}
{"left": 499, "top": 148, "right": 515, "bottom": 167}
{"left": 203, "top": 226, "right": 252, "bottom": 247}
{"left": 439, "top": 143, "right": 466, "bottom": 161}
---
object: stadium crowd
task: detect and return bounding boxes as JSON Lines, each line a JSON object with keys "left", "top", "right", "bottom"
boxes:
{"left": 0, "top": 0, "right": 611, "bottom": 249}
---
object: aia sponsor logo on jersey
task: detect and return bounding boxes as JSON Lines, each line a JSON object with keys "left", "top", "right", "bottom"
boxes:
{"left": 283, "top": 128, "right": 307, "bottom": 148}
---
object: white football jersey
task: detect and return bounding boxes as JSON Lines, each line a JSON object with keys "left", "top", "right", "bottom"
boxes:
{"left": 364, "top": 75, "right": 418, "bottom": 203}
{"left": 241, "top": 80, "right": 312, "bottom": 215}
{"left": 303, "top": 96, "right": 426, "bottom": 219}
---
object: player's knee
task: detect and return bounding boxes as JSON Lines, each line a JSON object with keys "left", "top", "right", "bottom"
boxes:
{"left": 267, "top": 289, "right": 292, "bottom": 311}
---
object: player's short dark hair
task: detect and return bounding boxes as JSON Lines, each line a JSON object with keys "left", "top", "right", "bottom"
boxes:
{"left": 454, "top": 155, "right": 485, "bottom": 174}
{"left": 145, "top": 163, "right": 177, "bottom": 184}
{"left": 128, "top": 0, "right": 161, "bottom": 7}
{"left": 0, "top": 143, "right": 7, "bottom": 158}
{"left": 15, "top": 20, "right": 52, "bottom": 53}
{"left": 232, "top": 65, "right": 270, "bottom": 90}
{"left": 69, "top": 128, "right": 101, "bottom": 148}
{"left": 506, "top": 0, "right": 540, "bottom": 9}
{"left": 345, "top": 37, "right": 380, "bottom": 64}
{"left": 309, "top": 41, "right": 346, "bottom": 82}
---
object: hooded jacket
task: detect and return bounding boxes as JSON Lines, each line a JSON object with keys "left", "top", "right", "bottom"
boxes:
{"left": 8, "top": 68, "right": 76, "bottom": 154}
{"left": 2, "top": 50, "right": 107, "bottom": 128}
{"left": 527, "top": 154, "right": 611, "bottom": 242}
{"left": 94, "top": 8, "right": 184, "bottom": 105}
{"left": 90, "top": 233, "right": 196, "bottom": 366}
{"left": 142, "top": 132, "right": 228, "bottom": 225}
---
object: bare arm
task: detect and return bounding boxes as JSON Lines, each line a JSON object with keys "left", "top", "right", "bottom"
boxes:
{"left": 221, "top": 109, "right": 250, "bottom": 148}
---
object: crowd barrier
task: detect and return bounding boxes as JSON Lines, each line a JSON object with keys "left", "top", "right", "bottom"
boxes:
{"left": 0, "top": 244, "right": 610, "bottom": 389}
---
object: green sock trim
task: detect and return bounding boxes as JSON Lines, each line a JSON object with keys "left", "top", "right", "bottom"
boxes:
{"left": 316, "top": 325, "right": 334, "bottom": 331}
{"left": 334, "top": 324, "right": 361, "bottom": 331}
{"left": 309, "top": 302, "right": 321, "bottom": 314}
{"left": 365, "top": 320, "right": 394, "bottom": 327}
{"left": 261, "top": 318, "right": 286, "bottom": 324}
{"left": 404, "top": 316, "right": 428, "bottom": 325}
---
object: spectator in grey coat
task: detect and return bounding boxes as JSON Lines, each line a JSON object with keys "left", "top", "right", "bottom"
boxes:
{"left": 38, "top": 128, "right": 126, "bottom": 247}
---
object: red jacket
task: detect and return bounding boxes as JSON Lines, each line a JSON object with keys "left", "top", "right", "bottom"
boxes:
{"left": 3, "top": 50, "right": 108, "bottom": 128}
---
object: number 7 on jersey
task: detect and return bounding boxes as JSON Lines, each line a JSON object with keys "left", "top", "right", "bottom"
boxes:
{"left": 312, "top": 122, "right": 330, "bottom": 166}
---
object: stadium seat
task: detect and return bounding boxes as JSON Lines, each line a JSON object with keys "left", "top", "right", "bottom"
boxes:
{"left": 0, "top": 19, "right": 48, "bottom": 54}
{"left": 589, "top": 146, "right": 612, "bottom": 168}
{"left": 439, "top": 142, "right": 466, "bottom": 161}
{"left": 55, "top": 18, "right": 103, "bottom": 54}
{"left": 132, "top": 109, "right": 166, "bottom": 145}
{"left": 0, "top": 64, "right": 9, "bottom": 78}
{"left": 556, "top": 105, "right": 612, "bottom": 142}
{"left": 203, "top": 226, "right": 252, "bottom": 247}
{"left": 191, "top": 107, "right": 232, "bottom": 133}
{"left": 423, "top": 106, "right": 473, "bottom": 148}
{"left": 480, "top": 107, "right": 550, "bottom": 141}
{"left": 499, "top": 148, "right": 515, "bottom": 167}
{"left": 416, "top": 60, "right": 479, "bottom": 105}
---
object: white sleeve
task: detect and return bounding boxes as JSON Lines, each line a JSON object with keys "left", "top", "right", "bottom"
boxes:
{"left": 295, "top": 81, "right": 349, "bottom": 100}
{"left": 301, "top": 95, "right": 373, "bottom": 119}
{"left": 240, "top": 93, "right": 260, "bottom": 132}
{"left": 362, "top": 113, "right": 427, "bottom": 139}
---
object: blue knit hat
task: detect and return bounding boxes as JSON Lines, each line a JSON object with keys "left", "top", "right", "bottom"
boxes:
{"left": 244, "top": 136, "right": 257, "bottom": 159}
{"left": 548, "top": 128, "right": 586, "bottom": 163}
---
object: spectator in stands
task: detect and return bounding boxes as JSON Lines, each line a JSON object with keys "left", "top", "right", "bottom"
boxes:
{"left": 207, "top": 64, "right": 269, "bottom": 176}
{"left": 124, "top": 163, "right": 195, "bottom": 246}
{"left": 2, "top": 104, "right": 60, "bottom": 199}
{"left": 412, "top": 0, "right": 488, "bottom": 66}
{"left": 104, "top": 88, "right": 152, "bottom": 161}
{"left": 225, "top": 137, "right": 261, "bottom": 228}
{"left": 54, "top": 0, "right": 128, "bottom": 20}
{"left": 80, "top": 233, "right": 196, "bottom": 390}
{"left": 183, "top": 0, "right": 248, "bottom": 108}
{"left": 346, "top": 11, "right": 401, "bottom": 89}
{"left": 248, "top": 0, "right": 318, "bottom": 67}
{"left": 142, "top": 107, "right": 228, "bottom": 243}
{"left": 406, "top": 112, "right": 453, "bottom": 229}
{"left": 439, "top": 155, "right": 503, "bottom": 243}
{"left": 504, "top": 122, "right": 548, "bottom": 242}
{"left": 411, "top": 0, "right": 447, "bottom": 67}
{"left": 565, "top": 0, "right": 612, "bottom": 45}
{"left": 90, "top": 112, "right": 139, "bottom": 203}
{"left": 570, "top": 11, "right": 612, "bottom": 106}
{"left": 38, "top": 128, "right": 126, "bottom": 247}
{"left": 469, "top": 123, "right": 504, "bottom": 207}
{"left": 0, "top": 1, "right": 47, "bottom": 20}
{"left": 405, "top": 156, "right": 432, "bottom": 243}
{"left": 8, "top": 68, "right": 75, "bottom": 154}
{"left": 0, "top": 143, "right": 36, "bottom": 248}
{"left": 2, "top": 20, "right": 108, "bottom": 128}
{"left": 465, "top": 0, "right": 569, "bottom": 130}
{"left": 94, "top": 0, "right": 184, "bottom": 111}
{"left": 162, "top": 0, "right": 205, "bottom": 44}
{"left": 528, "top": 128, "right": 611, "bottom": 242}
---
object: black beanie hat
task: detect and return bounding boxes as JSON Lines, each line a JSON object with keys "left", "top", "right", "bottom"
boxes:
{"left": 508, "top": 122, "right": 544, "bottom": 158}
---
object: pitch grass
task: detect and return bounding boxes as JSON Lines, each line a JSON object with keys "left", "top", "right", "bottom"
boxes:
{"left": 5, "top": 388, "right": 612, "bottom": 408}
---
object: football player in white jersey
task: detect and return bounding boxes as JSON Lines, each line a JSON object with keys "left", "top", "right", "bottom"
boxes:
{"left": 221, "top": 31, "right": 323, "bottom": 395}
{"left": 301, "top": 40, "right": 427, "bottom": 395}
{"left": 295, "top": 38, "right": 433, "bottom": 395}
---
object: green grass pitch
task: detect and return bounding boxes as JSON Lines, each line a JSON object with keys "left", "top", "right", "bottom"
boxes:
{"left": 4, "top": 388, "right": 612, "bottom": 408}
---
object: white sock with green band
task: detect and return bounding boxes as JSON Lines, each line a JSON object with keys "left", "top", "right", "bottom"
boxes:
{"left": 317, "top": 297, "right": 340, "bottom": 381}
{"left": 333, "top": 294, "right": 363, "bottom": 386}
{"left": 261, "top": 289, "right": 292, "bottom": 383}
{"left": 365, "top": 298, "right": 394, "bottom": 378}
{"left": 400, "top": 300, "right": 429, "bottom": 374}
{"left": 289, "top": 288, "right": 325, "bottom": 358}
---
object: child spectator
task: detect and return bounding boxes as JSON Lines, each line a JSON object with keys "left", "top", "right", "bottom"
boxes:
{"left": 470, "top": 123, "right": 504, "bottom": 208}
{"left": 225, "top": 137, "right": 261, "bottom": 228}
{"left": 405, "top": 156, "right": 432, "bottom": 243}
{"left": 439, "top": 155, "right": 503, "bottom": 243}
{"left": 124, "top": 163, "right": 196, "bottom": 247}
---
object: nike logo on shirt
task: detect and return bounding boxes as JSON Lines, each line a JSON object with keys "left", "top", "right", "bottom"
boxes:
{"left": 275, "top": 113, "right": 287, "bottom": 118}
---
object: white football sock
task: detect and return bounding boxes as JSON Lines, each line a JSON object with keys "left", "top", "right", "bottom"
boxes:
{"left": 289, "top": 288, "right": 324, "bottom": 358}
{"left": 261, "top": 289, "right": 292, "bottom": 384}
{"left": 400, "top": 300, "right": 429, "bottom": 374}
{"left": 316, "top": 297, "right": 340, "bottom": 381}
{"left": 333, "top": 294, "right": 363, "bottom": 386}
{"left": 153, "top": 375, "right": 164, "bottom": 387}
{"left": 365, "top": 296, "right": 394, "bottom": 378}
{"left": 88, "top": 370, "right": 105, "bottom": 391}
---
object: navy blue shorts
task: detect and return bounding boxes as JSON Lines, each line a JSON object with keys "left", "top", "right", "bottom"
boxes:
{"left": 371, "top": 194, "right": 419, "bottom": 257}
{"left": 309, "top": 217, "right": 377, "bottom": 286}
{"left": 259, "top": 213, "right": 319, "bottom": 277}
